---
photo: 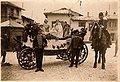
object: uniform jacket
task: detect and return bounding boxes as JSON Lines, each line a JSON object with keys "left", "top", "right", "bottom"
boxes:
{"left": 33, "top": 34, "right": 47, "bottom": 49}
{"left": 71, "top": 35, "right": 82, "bottom": 49}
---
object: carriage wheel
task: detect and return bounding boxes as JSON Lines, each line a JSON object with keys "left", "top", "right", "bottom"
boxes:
{"left": 68, "top": 43, "right": 88, "bottom": 64}
{"left": 18, "top": 48, "right": 36, "bottom": 70}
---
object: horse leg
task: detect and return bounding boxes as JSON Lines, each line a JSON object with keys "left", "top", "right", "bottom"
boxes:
{"left": 101, "top": 50, "right": 106, "bottom": 69}
{"left": 93, "top": 50, "right": 98, "bottom": 68}
{"left": 98, "top": 52, "right": 101, "bottom": 63}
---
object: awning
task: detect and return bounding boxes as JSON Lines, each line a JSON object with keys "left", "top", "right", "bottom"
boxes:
{"left": 1, "top": 20, "right": 24, "bottom": 28}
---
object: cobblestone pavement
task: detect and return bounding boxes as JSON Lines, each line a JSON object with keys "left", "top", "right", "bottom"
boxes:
{"left": 1, "top": 43, "right": 118, "bottom": 81}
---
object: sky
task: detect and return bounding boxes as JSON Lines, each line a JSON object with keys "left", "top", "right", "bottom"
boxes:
{"left": 2, "top": 0, "right": 118, "bottom": 23}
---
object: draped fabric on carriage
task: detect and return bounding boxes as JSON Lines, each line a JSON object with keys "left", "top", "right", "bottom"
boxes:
{"left": 91, "top": 22, "right": 107, "bottom": 50}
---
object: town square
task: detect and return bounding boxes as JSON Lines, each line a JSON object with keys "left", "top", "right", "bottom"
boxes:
{"left": 1, "top": 0, "right": 119, "bottom": 81}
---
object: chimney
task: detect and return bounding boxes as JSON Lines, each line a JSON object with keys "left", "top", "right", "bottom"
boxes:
{"left": 105, "top": 11, "right": 108, "bottom": 16}
{"left": 87, "top": 12, "right": 89, "bottom": 17}
{"left": 113, "top": 12, "right": 116, "bottom": 15}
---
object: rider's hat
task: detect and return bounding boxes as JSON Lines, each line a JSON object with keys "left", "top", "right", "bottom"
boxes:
{"left": 99, "top": 12, "right": 104, "bottom": 16}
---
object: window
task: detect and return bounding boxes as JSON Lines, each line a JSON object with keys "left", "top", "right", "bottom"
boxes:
{"left": 16, "top": 10, "right": 19, "bottom": 16}
{"left": 10, "top": 8, "right": 14, "bottom": 16}
{"left": 115, "top": 22, "right": 117, "bottom": 27}
{"left": 78, "top": 21, "right": 86, "bottom": 27}
{"left": 110, "top": 33, "right": 115, "bottom": 41}
{"left": 113, "top": 22, "right": 117, "bottom": 27}
{"left": 109, "top": 22, "right": 112, "bottom": 27}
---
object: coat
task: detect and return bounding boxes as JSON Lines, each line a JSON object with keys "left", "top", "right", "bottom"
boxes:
{"left": 33, "top": 34, "right": 47, "bottom": 49}
{"left": 71, "top": 35, "right": 82, "bottom": 49}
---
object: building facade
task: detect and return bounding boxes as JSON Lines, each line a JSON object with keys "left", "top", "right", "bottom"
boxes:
{"left": 21, "top": 15, "right": 34, "bottom": 26}
{"left": 1, "top": 1, "right": 24, "bottom": 23}
{"left": 107, "top": 14, "right": 118, "bottom": 41}
{"left": 1, "top": 1, "right": 24, "bottom": 51}
{"left": 71, "top": 15, "right": 94, "bottom": 41}
{"left": 44, "top": 8, "right": 118, "bottom": 41}
{"left": 44, "top": 9, "right": 93, "bottom": 41}
{"left": 44, "top": 8, "right": 83, "bottom": 29}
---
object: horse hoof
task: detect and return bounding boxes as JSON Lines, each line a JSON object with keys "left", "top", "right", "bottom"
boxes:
{"left": 93, "top": 62, "right": 97, "bottom": 68}
{"left": 93, "top": 64, "right": 97, "bottom": 68}
{"left": 102, "top": 67, "right": 105, "bottom": 69}
{"left": 93, "top": 66, "right": 97, "bottom": 68}
{"left": 102, "top": 65, "right": 105, "bottom": 69}
{"left": 98, "top": 61, "right": 101, "bottom": 64}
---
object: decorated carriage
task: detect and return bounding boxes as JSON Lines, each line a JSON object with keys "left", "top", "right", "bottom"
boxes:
{"left": 14, "top": 20, "right": 88, "bottom": 70}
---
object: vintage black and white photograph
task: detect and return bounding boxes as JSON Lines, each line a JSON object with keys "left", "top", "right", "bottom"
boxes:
{"left": 0, "top": 0, "right": 119, "bottom": 81}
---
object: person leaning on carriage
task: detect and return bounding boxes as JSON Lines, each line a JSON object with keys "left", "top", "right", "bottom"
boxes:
{"left": 33, "top": 28, "right": 47, "bottom": 72}
{"left": 91, "top": 12, "right": 112, "bottom": 49}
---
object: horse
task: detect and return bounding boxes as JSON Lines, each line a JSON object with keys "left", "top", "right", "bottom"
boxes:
{"left": 22, "top": 23, "right": 39, "bottom": 42}
{"left": 91, "top": 22, "right": 108, "bottom": 69}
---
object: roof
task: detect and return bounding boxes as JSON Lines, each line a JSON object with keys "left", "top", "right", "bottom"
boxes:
{"left": 1, "top": 20, "right": 24, "bottom": 28}
{"left": 71, "top": 16, "right": 95, "bottom": 21}
{"left": 106, "top": 15, "right": 118, "bottom": 20}
{"left": 1, "top": 1, "right": 24, "bottom": 10}
{"left": 71, "top": 14, "right": 118, "bottom": 21}
{"left": 21, "top": 15, "right": 34, "bottom": 21}
{"left": 44, "top": 8, "right": 83, "bottom": 16}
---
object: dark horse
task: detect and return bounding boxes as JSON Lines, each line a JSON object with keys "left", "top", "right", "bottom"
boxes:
{"left": 91, "top": 22, "right": 108, "bottom": 69}
{"left": 22, "top": 22, "right": 39, "bottom": 42}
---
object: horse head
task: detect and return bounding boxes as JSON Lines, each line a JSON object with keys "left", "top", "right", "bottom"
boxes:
{"left": 22, "top": 23, "right": 39, "bottom": 42}
{"left": 92, "top": 22, "right": 102, "bottom": 39}
{"left": 91, "top": 22, "right": 107, "bottom": 50}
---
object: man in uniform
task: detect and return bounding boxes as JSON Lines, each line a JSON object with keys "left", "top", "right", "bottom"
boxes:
{"left": 98, "top": 12, "right": 112, "bottom": 48}
{"left": 90, "top": 12, "right": 111, "bottom": 49}
{"left": 69, "top": 30, "right": 82, "bottom": 68}
{"left": 59, "top": 30, "right": 83, "bottom": 68}
{"left": 33, "top": 29, "right": 46, "bottom": 72}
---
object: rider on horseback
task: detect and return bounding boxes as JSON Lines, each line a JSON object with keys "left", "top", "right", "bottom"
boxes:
{"left": 91, "top": 12, "right": 112, "bottom": 49}
{"left": 98, "top": 12, "right": 112, "bottom": 48}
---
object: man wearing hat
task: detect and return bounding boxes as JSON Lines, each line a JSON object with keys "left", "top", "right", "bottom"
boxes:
{"left": 59, "top": 30, "right": 83, "bottom": 68}
{"left": 98, "top": 12, "right": 112, "bottom": 48}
